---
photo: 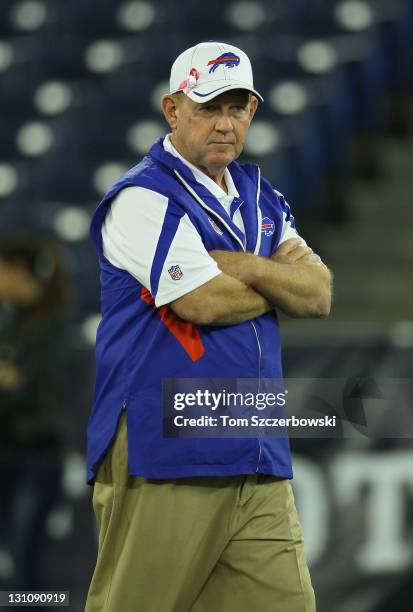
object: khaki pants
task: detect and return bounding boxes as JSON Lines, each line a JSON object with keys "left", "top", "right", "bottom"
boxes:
{"left": 85, "top": 413, "right": 316, "bottom": 612}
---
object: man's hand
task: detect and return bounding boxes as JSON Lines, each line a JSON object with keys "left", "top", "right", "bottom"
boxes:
{"left": 272, "top": 238, "right": 323, "bottom": 266}
{"left": 209, "top": 244, "right": 332, "bottom": 318}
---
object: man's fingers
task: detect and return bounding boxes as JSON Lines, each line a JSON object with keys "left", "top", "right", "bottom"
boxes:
{"left": 290, "top": 246, "right": 313, "bottom": 261}
{"left": 273, "top": 244, "right": 313, "bottom": 264}
{"left": 273, "top": 238, "right": 302, "bottom": 256}
{"left": 304, "top": 253, "right": 322, "bottom": 264}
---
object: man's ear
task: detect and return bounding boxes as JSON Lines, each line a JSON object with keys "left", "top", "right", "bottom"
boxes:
{"left": 162, "top": 95, "right": 180, "bottom": 129}
{"left": 248, "top": 95, "right": 258, "bottom": 124}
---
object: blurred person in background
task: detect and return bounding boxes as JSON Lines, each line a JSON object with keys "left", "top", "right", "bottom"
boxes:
{"left": 0, "top": 234, "right": 76, "bottom": 591}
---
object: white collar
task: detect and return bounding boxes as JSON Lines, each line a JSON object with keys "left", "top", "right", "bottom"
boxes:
{"left": 163, "top": 134, "right": 239, "bottom": 201}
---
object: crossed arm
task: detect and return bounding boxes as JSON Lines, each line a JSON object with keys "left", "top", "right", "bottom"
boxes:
{"left": 170, "top": 238, "right": 332, "bottom": 325}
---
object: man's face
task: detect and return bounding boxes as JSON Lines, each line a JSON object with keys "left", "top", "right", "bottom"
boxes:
{"left": 163, "top": 89, "right": 258, "bottom": 176}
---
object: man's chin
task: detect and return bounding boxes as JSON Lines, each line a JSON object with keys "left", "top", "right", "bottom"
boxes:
{"left": 206, "top": 151, "right": 236, "bottom": 168}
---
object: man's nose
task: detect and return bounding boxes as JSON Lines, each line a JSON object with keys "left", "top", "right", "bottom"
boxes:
{"left": 215, "top": 113, "right": 234, "bottom": 133}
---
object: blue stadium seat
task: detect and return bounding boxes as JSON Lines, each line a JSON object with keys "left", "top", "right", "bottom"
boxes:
{"left": 0, "top": 1, "right": 18, "bottom": 36}
{"left": 1, "top": 0, "right": 412, "bottom": 248}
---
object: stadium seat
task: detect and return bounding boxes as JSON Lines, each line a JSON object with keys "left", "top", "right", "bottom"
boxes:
{"left": 1, "top": 0, "right": 412, "bottom": 273}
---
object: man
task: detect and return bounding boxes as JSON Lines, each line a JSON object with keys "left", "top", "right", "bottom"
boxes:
{"left": 85, "top": 41, "right": 331, "bottom": 612}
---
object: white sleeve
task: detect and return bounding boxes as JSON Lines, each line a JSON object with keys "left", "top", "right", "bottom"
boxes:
{"left": 102, "top": 186, "right": 221, "bottom": 307}
{"left": 278, "top": 211, "right": 306, "bottom": 246}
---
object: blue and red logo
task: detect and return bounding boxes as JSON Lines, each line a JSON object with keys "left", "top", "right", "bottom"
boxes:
{"left": 261, "top": 217, "right": 275, "bottom": 237}
{"left": 207, "top": 52, "right": 240, "bottom": 74}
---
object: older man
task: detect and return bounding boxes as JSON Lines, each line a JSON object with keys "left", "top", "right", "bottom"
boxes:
{"left": 85, "top": 41, "right": 331, "bottom": 612}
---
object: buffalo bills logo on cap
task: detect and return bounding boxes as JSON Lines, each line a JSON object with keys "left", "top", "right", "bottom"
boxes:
{"left": 261, "top": 217, "right": 275, "bottom": 237}
{"left": 207, "top": 52, "right": 240, "bottom": 74}
{"left": 168, "top": 265, "right": 183, "bottom": 280}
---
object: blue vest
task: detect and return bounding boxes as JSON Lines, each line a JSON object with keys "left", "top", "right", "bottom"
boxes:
{"left": 87, "top": 138, "right": 293, "bottom": 484}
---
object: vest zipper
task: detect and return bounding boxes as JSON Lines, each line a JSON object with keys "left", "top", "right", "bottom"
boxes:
{"left": 252, "top": 167, "right": 263, "bottom": 472}
{"left": 176, "top": 166, "right": 263, "bottom": 469}
{"left": 254, "top": 166, "right": 262, "bottom": 255}
{"left": 250, "top": 321, "right": 261, "bottom": 381}
{"left": 250, "top": 320, "right": 262, "bottom": 472}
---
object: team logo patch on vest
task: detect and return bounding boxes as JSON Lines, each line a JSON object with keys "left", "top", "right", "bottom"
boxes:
{"left": 261, "top": 217, "right": 275, "bottom": 237}
{"left": 168, "top": 265, "right": 183, "bottom": 280}
{"left": 207, "top": 52, "right": 240, "bottom": 74}
{"left": 208, "top": 217, "right": 223, "bottom": 235}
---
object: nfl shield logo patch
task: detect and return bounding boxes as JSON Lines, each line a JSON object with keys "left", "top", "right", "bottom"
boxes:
{"left": 168, "top": 265, "right": 183, "bottom": 280}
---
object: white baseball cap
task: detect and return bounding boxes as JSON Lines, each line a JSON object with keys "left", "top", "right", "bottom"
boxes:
{"left": 169, "top": 41, "right": 264, "bottom": 103}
